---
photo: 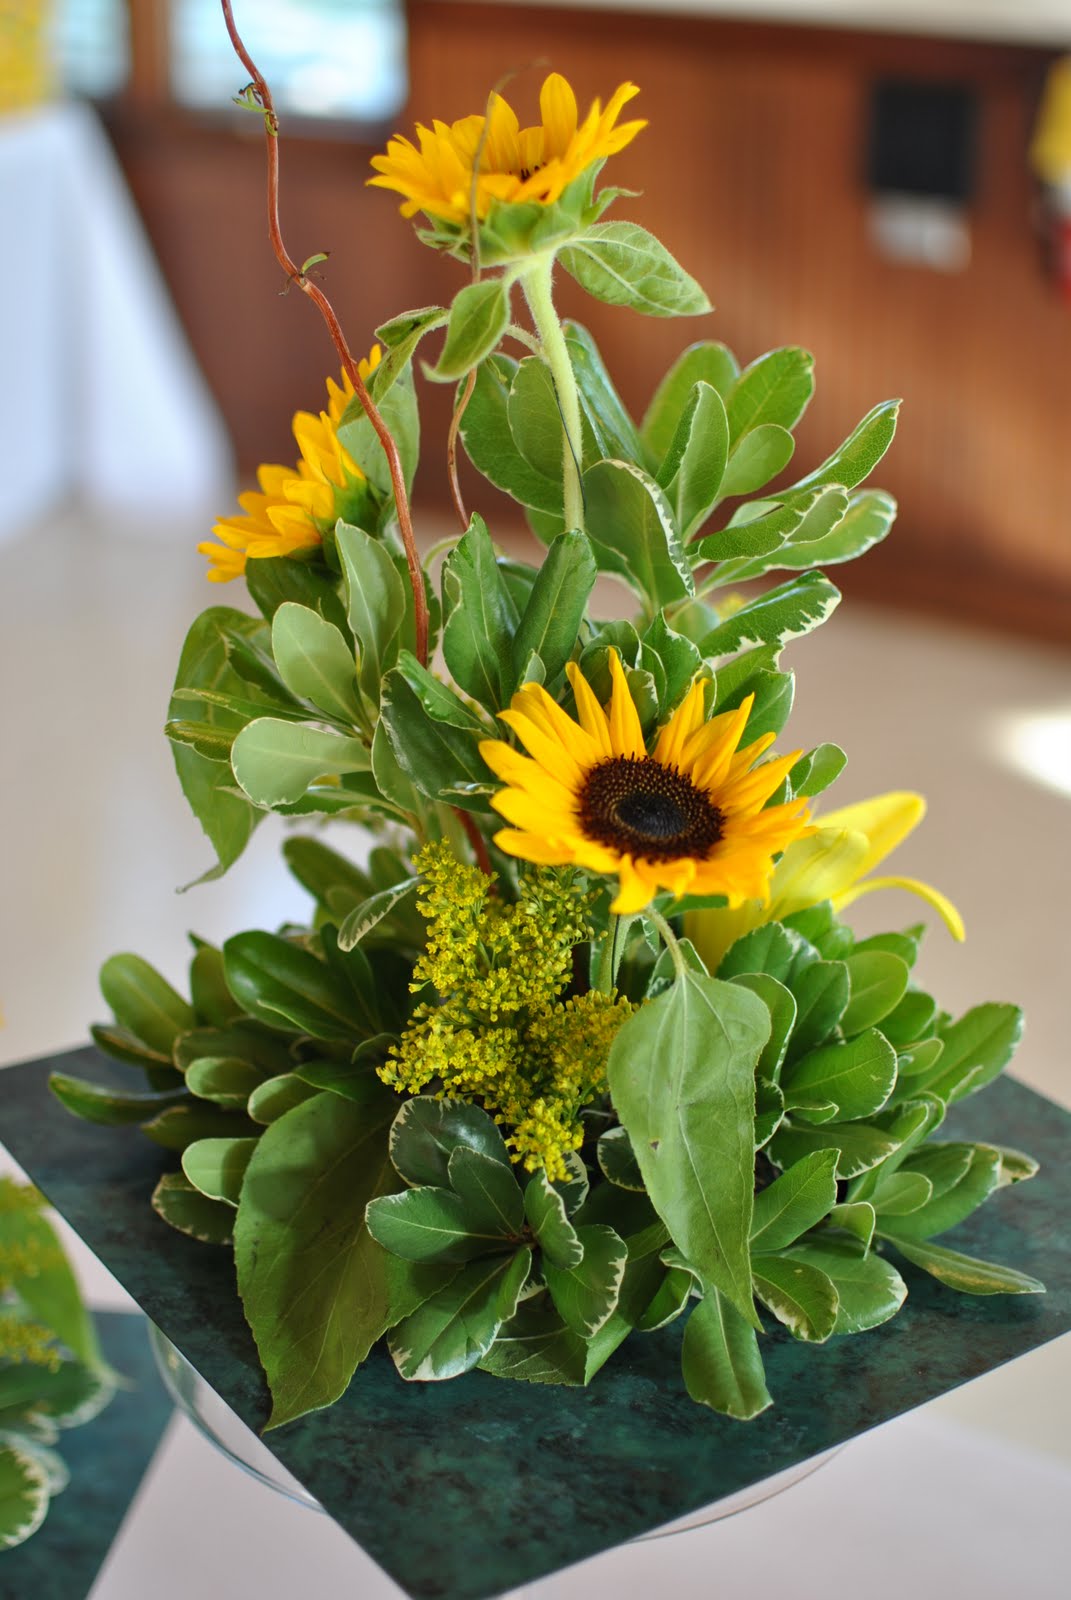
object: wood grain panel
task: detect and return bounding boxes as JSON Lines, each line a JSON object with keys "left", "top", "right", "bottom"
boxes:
{"left": 103, "top": 2, "right": 1071, "bottom": 637}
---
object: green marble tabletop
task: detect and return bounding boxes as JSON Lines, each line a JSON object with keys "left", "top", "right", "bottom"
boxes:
{"left": 2, "top": 1048, "right": 1069, "bottom": 1600}
{"left": 0, "top": 1310, "right": 173, "bottom": 1600}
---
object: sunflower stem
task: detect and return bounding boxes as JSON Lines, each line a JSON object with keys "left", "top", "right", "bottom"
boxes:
{"left": 520, "top": 253, "right": 585, "bottom": 533}
{"left": 648, "top": 909, "right": 689, "bottom": 982}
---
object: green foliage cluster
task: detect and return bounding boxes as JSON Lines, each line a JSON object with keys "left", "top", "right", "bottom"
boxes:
{"left": 0, "top": 1181, "right": 117, "bottom": 1549}
{"left": 53, "top": 102, "right": 1042, "bottom": 1430}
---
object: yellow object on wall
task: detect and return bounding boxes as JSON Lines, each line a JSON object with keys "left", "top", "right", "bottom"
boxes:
{"left": 1031, "top": 56, "right": 1071, "bottom": 188}
{"left": 0, "top": 1, "right": 56, "bottom": 116}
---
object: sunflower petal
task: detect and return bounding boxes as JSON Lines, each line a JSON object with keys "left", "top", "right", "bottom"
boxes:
{"left": 566, "top": 661, "right": 613, "bottom": 758}
{"left": 652, "top": 676, "right": 707, "bottom": 769}
{"left": 608, "top": 649, "right": 645, "bottom": 759}
{"left": 611, "top": 856, "right": 658, "bottom": 914}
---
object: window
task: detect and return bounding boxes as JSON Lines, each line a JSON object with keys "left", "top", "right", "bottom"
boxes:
{"left": 170, "top": 0, "right": 407, "bottom": 124}
{"left": 53, "top": 0, "right": 129, "bottom": 99}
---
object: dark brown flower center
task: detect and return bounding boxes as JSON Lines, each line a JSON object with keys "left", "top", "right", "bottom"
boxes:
{"left": 578, "top": 756, "right": 724, "bottom": 863}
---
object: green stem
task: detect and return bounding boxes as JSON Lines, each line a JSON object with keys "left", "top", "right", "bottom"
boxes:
{"left": 520, "top": 253, "right": 585, "bottom": 533}
{"left": 648, "top": 908, "right": 689, "bottom": 982}
{"left": 594, "top": 914, "right": 620, "bottom": 995}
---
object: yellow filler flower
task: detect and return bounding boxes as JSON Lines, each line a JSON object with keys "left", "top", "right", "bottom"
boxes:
{"left": 479, "top": 651, "right": 813, "bottom": 915}
{"left": 687, "top": 790, "right": 966, "bottom": 972}
{"left": 368, "top": 72, "right": 646, "bottom": 226}
{"left": 198, "top": 349, "right": 381, "bottom": 582}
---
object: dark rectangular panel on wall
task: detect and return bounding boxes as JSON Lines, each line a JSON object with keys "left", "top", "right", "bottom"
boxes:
{"left": 104, "top": 2, "right": 1071, "bottom": 639}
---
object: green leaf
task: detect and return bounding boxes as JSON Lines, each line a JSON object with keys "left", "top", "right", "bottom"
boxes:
{"left": 564, "top": 320, "right": 644, "bottom": 466}
{"left": 48, "top": 1073, "right": 188, "bottom": 1128}
{"left": 270, "top": 603, "right": 361, "bottom": 725}
{"left": 181, "top": 1136, "right": 258, "bottom": 1207}
{"left": 608, "top": 972, "right": 770, "bottom": 1327}
{"left": 524, "top": 1170, "right": 584, "bottom": 1269}
{"left": 596, "top": 1125, "right": 646, "bottom": 1191}
{"left": 223, "top": 931, "right": 369, "bottom": 1041}
{"left": 642, "top": 341, "right": 739, "bottom": 463}
{"left": 788, "top": 744, "right": 848, "bottom": 801}
{"left": 692, "top": 496, "right": 812, "bottom": 567}
{"left": 698, "top": 571, "right": 841, "bottom": 659}
{"left": 335, "top": 521, "right": 406, "bottom": 705}
{"left": 751, "top": 1254, "right": 838, "bottom": 1342}
{"left": 371, "top": 305, "right": 448, "bottom": 396}
{"left": 142, "top": 1103, "right": 256, "bottom": 1152}
{"left": 727, "top": 347, "right": 814, "bottom": 442}
{"left": 447, "top": 1147, "right": 524, "bottom": 1238}
{"left": 880, "top": 1147, "right": 1003, "bottom": 1240}
{"left": 234, "top": 1081, "right": 427, "bottom": 1428}
{"left": 636, "top": 1264, "right": 693, "bottom": 1331}
{"left": 793, "top": 400, "right": 900, "bottom": 495}
{"left": 582, "top": 458, "right": 693, "bottom": 608}
{"left": 151, "top": 1172, "right": 235, "bottom": 1245}
{"left": 441, "top": 514, "right": 518, "bottom": 709}
{"left": 728, "top": 972, "right": 796, "bottom": 1082}
{"left": 389, "top": 1248, "right": 531, "bottom": 1380}
{"left": 246, "top": 1073, "right": 320, "bottom": 1125}
{"left": 337, "top": 877, "right": 420, "bottom": 953}
{"left": 785, "top": 1236, "right": 907, "bottom": 1333}
{"left": 560, "top": 222, "right": 710, "bottom": 317}
{"left": 173, "top": 1022, "right": 292, "bottom": 1078}
{"left": 543, "top": 1224, "right": 628, "bottom": 1338}
{"left": 718, "top": 424, "right": 795, "bottom": 500}
{"left": 184, "top": 1056, "right": 265, "bottom": 1109}
{"left": 88, "top": 1022, "right": 171, "bottom": 1072}
{"left": 782, "top": 1029, "right": 898, "bottom": 1122}
{"left": 741, "top": 488, "right": 897, "bottom": 580}
{"left": 754, "top": 1075, "right": 786, "bottom": 1149}
{"left": 923, "top": 1003, "right": 1023, "bottom": 1103}
{"left": 432, "top": 278, "right": 511, "bottom": 381}
{"left": 749, "top": 1150, "right": 839, "bottom": 1252}
{"left": 164, "top": 719, "right": 235, "bottom": 761}
{"left": 243, "top": 557, "right": 349, "bottom": 636}
{"left": 99, "top": 954, "right": 195, "bottom": 1058}
{"left": 507, "top": 355, "right": 563, "bottom": 481}
{"left": 784, "top": 957, "right": 850, "bottom": 1061}
{"left": 641, "top": 612, "right": 702, "bottom": 719}
{"left": 656, "top": 381, "right": 729, "bottom": 542}
{"left": 871, "top": 1170, "right": 935, "bottom": 1216}
{"left": 459, "top": 355, "right": 561, "bottom": 516}
{"left": 0, "top": 1443, "right": 50, "bottom": 1551}
{"left": 769, "top": 1118, "right": 902, "bottom": 1181}
{"left": 827, "top": 1201, "right": 876, "bottom": 1250}
{"left": 188, "top": 944, "right": 242, "bottom": 1028}
{"left": 388, "top": 1098, "right": 512, "bottom": 1188}
{"left": 0, "top": 1206, "right": 100, "bottom": 1368}
{"left": 883, "top": 1235, "right": 1044, "bottom": 1297}
{"left": 366, "top": 1184, "right": 509, "bottom": 1265}
{"left": 841, "top": 952, "right": 910, "bottom": 1035}
{"left": 380, "top": 666, "right": 492, "bottom": 807}
{"left": 510, "top": 530, "right": 597, "bottom": 687}
{"left": 681, "top": 1291, "right": 772, "bottom": 1420}
{"left": 231, "top": 720, "right": 371, "bottom": 809}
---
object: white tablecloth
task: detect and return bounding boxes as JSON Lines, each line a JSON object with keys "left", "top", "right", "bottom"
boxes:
{"left": 0, "top": 101, "right": 232, "bottom": 541}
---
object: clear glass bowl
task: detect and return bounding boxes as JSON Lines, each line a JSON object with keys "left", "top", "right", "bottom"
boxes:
{"left": 148, "top": 1322, "right": 840, "bottom": 1534}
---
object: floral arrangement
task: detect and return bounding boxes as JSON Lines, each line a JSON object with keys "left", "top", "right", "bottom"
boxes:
{"left": 54, "top": 7, "right": 1043, "bottom": 1433}
{"left": 0, "top": 1180, "right": 117, "bottom": 1548}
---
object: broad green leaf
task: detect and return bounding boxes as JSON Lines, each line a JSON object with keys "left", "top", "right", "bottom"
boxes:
{"left": 641, "top": 611, "right": 702, "bottom": 719}
{"left": 637, "top": 1262, "right": 694, "bottom": 1331}
{"left": 564, "top": 320, "right": 644, "bottom": 465}
{"left": 884, "top": 1235, "right": 1044, "bottom": 1296}
{"left": 827, "top": 1201, "right": 876, "bottom": 1250}
{"left": 793, "top": 400, "right": 900, "bottom": 493}
{"left": 283, "top": 836, "right": 373, "bottom": 912}
{"left": 582, "top": 458, "right": 693, "bottom": 608}
{"left": 544, "top": 1224, "right": 628, "bottom": 1338}
{"left": 782, "top": 1029, "right": 898, "bottom": 1122}
{"left": 294, "top": 1057, "right": 390, "bottom": 1099}
{"left": 881, "top": 988, "right": 939, "bottom": 1049}
{"left": 247, "top": 1073, "right": 321, "bottom": 1125}
{"left": 872, "top": 1170, "right": 934, "bottom": 1216}
{"left": 596, "top": 1125, "right": 646, "bottom": 1191}
{"left": 99, "top": 954, "right": 195, "bottom": 1058}
{"left": 880, "top": 1147, "right": 1002, "bottom": 1240}
{"left": 270, "top": 603, "right": 361, "bottom": 725}
{"left": 163, "top": 719, "right": 236, "bottom": 761}
{"left": 337, "top": 361, "right": 419, "bottom": 494}
{"left": 788, "top": 744, "right": 848, "bottom": 800}
{"left": 729, "top": 972, "right": 796, "bottom": 1082}
{"left": 335, "top": 521, "right": 405, "bottom": 705}
{"left": 141, "top": 1103, "right": 256, "bottom": 1152}
{"left": 370, "top": 305, "right": 448, "bottom": 396}
{"left": 786, "top": 1236, "right": 907, "bottom": 1333}
{"left": 441, "top": 514, "right": 519, "bottom": 709}
{"left": 0, "top": 1444, "right": 50, "bottom": 1551}
{"left": 608, "top": 972, "right": 770, "bottom": 1327}
{"left": 88, "top": 1022, "right": 171, "bottom": 1071}
{"left": 751, "top": 1254, "right": 838, "bottom": 1342}
{"left": 698, "top": 571, "right": 841, "bottom": 659}
{"left": 524, "top": 1170, "right": 584, "bottom": 1269}
{"left": 337, "top": 877, "right": 420, "bottom": 953}
{"left": 366, "top": 1184, "right": 508, "bottom": 1264}
{"left": 753, "top": 489, "right": 896, "bottom": 579}
{"left": 447, "top": 1147, "right": 524, "bottom": 1239}
{"left": 769, "top": 1118, "right": 901, "bottom": 1181}
{"left": 173, "top": 1022, "right": 292, "bottom": 1078}
{"left": 727, "top": 347, "right": 814, "bottom": 442}
{"left": 642, "top": 341, "right": 739, "bottom": 462}
{"left": 188, "top": 944, "right": 242, "bottom": 1028}
{"left": 380, "top": 667, "right": 491, "bottom": 807}
{"left": 388, "top": 1098, "right": 512, "bottom": 1189}
{"left": 681, "top": 1291, "right": 772, "bottom": 1420}
{"left": 784, "top": 958, "right": 850, "bottom": 1062}
{"left": 181, "top": 1136, "right": 258, "bottom": 1207}
{"left": 459, "top": 355, "right": 561, "bottom": 515}
{"left": 223, "top": 930, "right": 371, "bottom": 1041}
{"left": 389, "top": 1248, "right": 531, "bottom": 1380}
{"left": 656, "top": 381, "right": 729, "bottom": 542}
{"left": 691, "top": 496, "right": 810, "bottom": 568}
{"left": 48, "top": 1073, "right": 188, "bottom": 1128}
{"left": 847, "top": 1096, "right": 947, "bottom": 1200}
{"left": 841, "top": 952, "right": 910, "bottom": 1035}
{"left": 559, "top": 222, "right": 710, "bottom": 317}
{"left": 923, "top": 1004, "right": 1023, "bottom": 1103}
{"left": 718, "top": 424, "right": 795, "bottom": 500}
{"left": 184, "top": 1055, "right": 265, "bottom": 1109}
{"left": 510, "top": 530, "right": 597, "bottom": 687}
{"left": 151, "top": 1174, "right": 235, "bottom": 1246}
{"left": 231, "top": 720, "right": 371, "bottom": 809}
{"left": 552, "top": 1151, "right": 590, "bottom": 1218}
{"left": 234, "top": 1082, "right": 432, "bottom": 1428}
{"left": 476, "top": 1293, "right": 587, "bottom": 1386}
{"left": 432, "top": 278, "right": 511, "bottom": 381}
{"left": 900, "top": 1141, "right": 974, "bottom": 1198}
{"left": 507, "top": 356, "right": 563, "bottom": 481}
{"left": 243, "top": 557, "right": 349, "bottom": 636}
{"left": 749, "top": 1150, "right": 839, "bottom": 1252}
{"left": 754, "top": 1075, "right": 786, "bottom": 1149}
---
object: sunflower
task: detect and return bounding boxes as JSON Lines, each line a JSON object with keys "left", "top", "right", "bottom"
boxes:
{"left": 479, "top": 651, "right": 813, "bottom": 915}
{"left": 367, "top": 72, "right": 645, "bottom": 228}
{"left": 198, "top": 348, "right": 381, "bottom": 582}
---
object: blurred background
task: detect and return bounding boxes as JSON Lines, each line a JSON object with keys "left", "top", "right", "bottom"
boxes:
{"left": 1, "top": 3, "right": 1070, "bottom": 1596}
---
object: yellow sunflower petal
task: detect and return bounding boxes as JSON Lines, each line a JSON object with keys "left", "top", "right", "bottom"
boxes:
{"left": 512, "top": 681, "right": 602, "bottom": 767}
{"left": 499, "top": 708, "right": 585, "bottom": 788}
{"left": 611, "top": 856, "right": 659, "bottom": 914}
{"left": 540, "top": 73, "right": 579, "bottom": 159}
{"left": 492, "top": 829, "right": 577, "bottom": 866}
{"left": 477, "top": 739, "right": 577, "bottom": 808}
{"left": 652, "top": 676, "right": 707, "bottom": 770}
{"left": 607, "top": 649, "right": 645, "bottom": 759}
{"left": 565, "top": 661, "right": 613, "bottom": 758}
